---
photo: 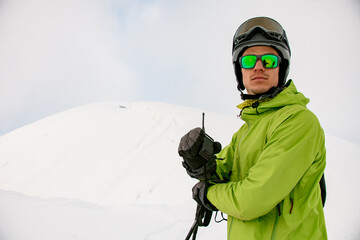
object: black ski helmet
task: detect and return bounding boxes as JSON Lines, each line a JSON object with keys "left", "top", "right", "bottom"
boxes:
{"left": 232, "top": 17, "right": 291, "bottom": 91}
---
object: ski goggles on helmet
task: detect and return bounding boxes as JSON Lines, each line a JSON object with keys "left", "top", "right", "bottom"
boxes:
{"left": 233, "top": 17, "right": 289, "bottom": 52}
{"left": 239, "top": 54, "right": 280, "bottom": 69}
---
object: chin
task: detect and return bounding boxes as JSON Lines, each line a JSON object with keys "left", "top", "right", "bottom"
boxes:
{"left": 248, "top": 87, "right": 272, "bottom": 95}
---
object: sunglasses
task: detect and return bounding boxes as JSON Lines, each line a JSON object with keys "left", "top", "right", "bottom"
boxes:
{"left": 239, "top": 54, "right": 281, "bottom": 69}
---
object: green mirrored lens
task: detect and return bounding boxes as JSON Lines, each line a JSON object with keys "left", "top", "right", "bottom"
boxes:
{"left": 240, "top": 54, "right": 279, "bottom": 69}
{"left": 241, "top": 55, "right": 257, "bottom": 68}
{"left": 262, "top": 55, "right": 278, "bottom": 68}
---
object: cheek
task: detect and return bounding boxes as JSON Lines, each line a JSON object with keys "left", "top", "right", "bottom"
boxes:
{"left": 241, "top": 69, "right": 250, "bottom": 82}
{"left": 272, "top": 69, "right": 280, "bottom": 83}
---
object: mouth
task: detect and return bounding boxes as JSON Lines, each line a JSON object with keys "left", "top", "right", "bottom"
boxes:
{"left": 251, "top": 75, "right": 268, "bottom": 81}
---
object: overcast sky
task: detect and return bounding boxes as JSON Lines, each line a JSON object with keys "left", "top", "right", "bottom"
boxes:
{"left": 0, "top": 0, "right": 359, "bottom": 144}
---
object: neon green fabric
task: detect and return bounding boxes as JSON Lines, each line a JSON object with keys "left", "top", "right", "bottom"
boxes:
{"left": 207, "top": 81, "right": 327, "bottom": 239}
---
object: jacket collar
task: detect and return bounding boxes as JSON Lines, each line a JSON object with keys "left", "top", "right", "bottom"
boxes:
{"left": 238, "top": 80, "right": 309, "bottom": 120}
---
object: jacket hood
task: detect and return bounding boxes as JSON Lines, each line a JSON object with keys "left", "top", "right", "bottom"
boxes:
{"left": 238, "top": 80, "right": 310, "bottom": 118}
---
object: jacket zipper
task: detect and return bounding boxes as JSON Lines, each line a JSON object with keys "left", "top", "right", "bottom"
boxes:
{"left": 229, "top": 109, "right": 249, "bottom": 240}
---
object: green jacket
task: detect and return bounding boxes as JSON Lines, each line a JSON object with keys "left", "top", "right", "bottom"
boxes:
{"left": 207, "top": 81, "right": 327, "bottom": 239}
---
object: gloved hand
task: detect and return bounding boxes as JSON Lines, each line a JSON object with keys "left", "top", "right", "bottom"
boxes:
{"left": 178, "top": 127, "right": 221, "bottom": 180}
{"left": 192, "top": 181, "right": 218, "bottom": 211}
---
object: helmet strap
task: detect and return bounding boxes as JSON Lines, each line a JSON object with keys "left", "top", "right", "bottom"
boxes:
{"left": 240, "top": 80, "right": 290, "bottom": 101}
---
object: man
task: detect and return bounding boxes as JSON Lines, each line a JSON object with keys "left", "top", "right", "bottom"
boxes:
{"left": 179, "top": 17, "right": 327, "bottom": 239}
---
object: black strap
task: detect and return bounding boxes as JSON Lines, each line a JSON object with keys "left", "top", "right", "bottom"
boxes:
{"left": 185, "top": 145, "right": 213, "bottom": 240}
{"left": 185, "top": 204, "right": 213, "bottom": 240}
{"left": 240, "top": 80, "right": 291, "bottom": 100}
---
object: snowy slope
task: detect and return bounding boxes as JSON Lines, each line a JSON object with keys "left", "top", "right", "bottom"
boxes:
{"left": 0, "top": 102, "right": 240, "bottom": 207}
{"left": 0, "top": 102, "right": 359, "bottom": 239}
{"left": 0, "top": 189, "right": 223, "bottom": 240}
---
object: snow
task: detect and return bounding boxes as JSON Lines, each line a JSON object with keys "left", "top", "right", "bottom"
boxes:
{"left": 0, "top": 190, "right": 210, "bottom": 240}
{"left": 0, "top": 101, "right": 359, "bottom": 239}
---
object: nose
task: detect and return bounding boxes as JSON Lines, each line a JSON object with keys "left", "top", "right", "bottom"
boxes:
{"left": 253, "top": 59, "right": 264, "bottom": 71}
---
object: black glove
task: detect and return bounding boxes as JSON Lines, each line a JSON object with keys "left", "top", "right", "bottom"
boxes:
{"left": 192, "top": 181, "right": 218, "bottom": 211}
{"left": 178, "top": 127, "right": 221, "bottom": 179}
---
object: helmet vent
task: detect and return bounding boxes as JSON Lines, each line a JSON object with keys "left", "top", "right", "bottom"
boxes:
{"left": 269, "top": 33, "right": 281, "bottom": 39}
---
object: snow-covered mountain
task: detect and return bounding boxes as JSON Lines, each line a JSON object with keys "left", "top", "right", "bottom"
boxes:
{"left": 0, "top": 102, "right": 240, "bottom": 206}
{"left": 0, "top": 102, "right": 359, "bottom": 239}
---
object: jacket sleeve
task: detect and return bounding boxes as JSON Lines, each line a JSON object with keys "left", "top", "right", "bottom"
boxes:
{"left": 207, "top": 109, "right": 325, "bottom": 220}
{"left": 211, "top": 130, "right": 240, "bottom": 181}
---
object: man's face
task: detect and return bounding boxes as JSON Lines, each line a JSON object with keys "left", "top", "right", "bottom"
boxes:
{"left": 241, "top": 46, "right": 280, "bottom": 95}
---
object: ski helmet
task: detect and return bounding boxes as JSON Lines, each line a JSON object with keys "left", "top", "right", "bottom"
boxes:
{"left": 232, "top": 17, "right": 291, "bottom": 91}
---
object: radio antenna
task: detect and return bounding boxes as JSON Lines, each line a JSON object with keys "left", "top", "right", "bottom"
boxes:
{"left": 202, "top": 112, "right": 205, "bottom": 132}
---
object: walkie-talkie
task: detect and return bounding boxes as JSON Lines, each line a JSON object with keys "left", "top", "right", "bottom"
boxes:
{"left": 199, "top": 113, "right": 222, "bottom": 161}
{"left": 199, "top": 113, "right": 217, "bottom": 161}
{"left": 185, "top": 113, "right": 213, "bottom": 240}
